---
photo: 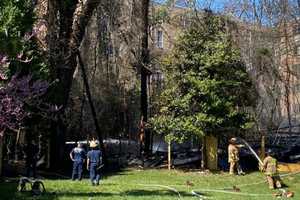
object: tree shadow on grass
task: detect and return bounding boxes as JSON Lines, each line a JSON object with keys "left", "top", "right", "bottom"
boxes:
{"left": 0, "top": 180, "right": 58, "bottom": 200}
{"left": 0, "top": 178, "right": 206, "bottom": 199}
{"left": 121, "top": 189, "right": 194, "bottom": 198}
{"left": 52, "top": 191, "right": 115, "bottom": 197}
{"left": 40, "top": 167, "right": 131, "bottom": 180}
{"left": 16, "top": 192, "right": 58, "bottom": 200}
{"left": 0, "top": 180, "right": 18, "bottom": 200}
{"left": 48, "top": 189, "right": 195, "bottom": 199}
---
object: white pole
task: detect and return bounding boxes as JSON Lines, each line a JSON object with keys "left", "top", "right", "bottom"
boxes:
{"left": 168, "top": 141, "right": 171, "bottom": 170}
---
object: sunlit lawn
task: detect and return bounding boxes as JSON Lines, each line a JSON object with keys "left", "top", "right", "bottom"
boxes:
{"left": 1, "top": 169, "right": 300, "bottom": 200}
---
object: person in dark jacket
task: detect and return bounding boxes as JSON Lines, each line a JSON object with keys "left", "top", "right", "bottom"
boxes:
{"left": 70, "top": 142, "right": 86, "bottom": 181}
{"left": 87, "top": 140, "right": 102, "bottom": 186}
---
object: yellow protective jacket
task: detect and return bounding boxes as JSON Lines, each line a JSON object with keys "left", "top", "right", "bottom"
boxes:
{"left": 228, "top": 144, "right": 239, "bottom": 163}
{"left": 263, "top": 156, "right": 278, "bottom": 176}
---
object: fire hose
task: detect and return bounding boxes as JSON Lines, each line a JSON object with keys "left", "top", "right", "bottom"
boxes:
{"left": 137, "top": 171, "right": 300, "bottom": 199}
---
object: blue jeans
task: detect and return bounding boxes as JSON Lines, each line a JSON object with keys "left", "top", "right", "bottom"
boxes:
{"left": 89, "top": 163, "right": 100, "bottom": 185}
{"left": 72, "top": 161, "right": 83, "bottom": 180}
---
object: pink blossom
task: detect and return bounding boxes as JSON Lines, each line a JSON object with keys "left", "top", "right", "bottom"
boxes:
{"left": 0, "top": 54, "right": 9, "bottom": 66}
{"left": 0, "top": 73, "right": 8, "bottom": 81}
{"left": 17, "top": 52, "right": 23, "bottom": 59}
{"left": 0, "top": 74, "right": 60, "bottom": 136}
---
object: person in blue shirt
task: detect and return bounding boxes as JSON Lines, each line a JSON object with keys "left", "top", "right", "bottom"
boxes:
{"left": 69, "top": 142, "right": 86, "bottom": 181}
{"left": 87, "top": 140, "right": 102, "bottom": 186}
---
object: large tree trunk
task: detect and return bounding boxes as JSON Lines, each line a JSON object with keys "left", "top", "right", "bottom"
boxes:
{"left": 141, "top": 0, "right": 150, "bottom": 153}
{"left": 47, "top": 0, "right": 103, "bottom": 168}
{"left": 0, "top": 136, "right": 3, "bottom": 176}
{"left": 282, "top": 18, "right": 292, "bottom": 134}
{"left": 49, "top": 118, "right": 66, "bottom": 169}
{"left": 55, "top": 0, "right": 102, "bottom": 107}
{"left": 201, "top": 135, "right": 218, "bottom": 170}
{"left": 205, "top": 135, "right": 218, "bottom": 170}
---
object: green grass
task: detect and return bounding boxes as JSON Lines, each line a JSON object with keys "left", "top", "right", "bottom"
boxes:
{"left": 1, "top": 169, "right": 300, "bottom": 200}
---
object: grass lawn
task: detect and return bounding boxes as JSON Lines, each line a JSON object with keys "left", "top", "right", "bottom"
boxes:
{"left": 1, "top": 169, "right": 300, "bottom": 200}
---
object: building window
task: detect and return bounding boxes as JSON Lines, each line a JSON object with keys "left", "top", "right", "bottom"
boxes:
{"left": 295, "top": 80, "right": 300, "bottom": 93}
{"left": 294, "top": 25, "right": 300, "bottom": 34}
{"left": 156, "top": 30, "right": 163, "bottom": 49}
{"left": 295, "top": 46, "right": 300, "bottom": 56}
{"left": 105, "top": 43, "right": 113, "bottom": 56}
{"left": 292, "top": 64, "right": 300, "bottom": 73}
{"left": 295, "top": 34, "right": 300, "bottom": 44}
{"left": 151, "top": 71, "right": 164, "bottom": 82}
{"left": 180, "top": 15, "right": 186, "bottom": 28}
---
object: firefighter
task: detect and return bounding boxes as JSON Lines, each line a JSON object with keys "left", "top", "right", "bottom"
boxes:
{"left": 228, "top": 137, "right": 245, "bottom": 175}
{"left": 261, "top": 149, "right": 283, "bottom": 189}
{"left": 70, "top": 142, "right": 86, "bottom": 181}
{"left": 87, "top": 140, "right": 102, "bottom": 186}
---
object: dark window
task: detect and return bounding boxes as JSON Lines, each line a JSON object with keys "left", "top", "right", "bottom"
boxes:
{"left": 156, "top": 30, "right": 163, "bottom": 49}
{"left": 292, "top": 64, "right": 300, "bottom": 91}
{"left": 180, "top": 15, "right": 186, "bottom": 28}
{"left": 295, "top": 46, "right": 300, "bottom": 56}
{"left": 106, "top": 44, "right": 113, "bottom": 56}
{"left": 295, "top": 80, "right": 300, "bottom": 93}
{"left": 292, "top": 64, "right": 300, "bottom": 76}
{"left": 294, "top": 24, "right": 300, "bottom": 34}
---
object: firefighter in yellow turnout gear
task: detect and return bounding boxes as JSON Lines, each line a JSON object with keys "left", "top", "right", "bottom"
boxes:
{"left": 261, "top": 149, "right": 283, "bottom": 189}
{"left": 228, "top": 138, "right": 245, "bottom": 175}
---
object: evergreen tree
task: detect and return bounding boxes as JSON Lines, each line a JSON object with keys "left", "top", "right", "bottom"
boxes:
{"left": 151, "top": 12, "right": 256, "bottom": 143}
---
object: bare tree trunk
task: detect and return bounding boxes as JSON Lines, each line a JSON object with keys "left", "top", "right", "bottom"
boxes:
{"left": 282, "top": 14, "right": 293, "bottom": 134}
{"left": 168, "top": 141, "right": 171, "bottom": 170}
{"left": 260, "top": 131, "right": 265, "bottom": 159}
{"left": 141, "top": 0, "right": 150, "bottom": 153}
{"left": 201, "top": 136, "right": 207, "bottom": 169}
{"left": 0, "top": 136, "right": 3, "bottom": 176}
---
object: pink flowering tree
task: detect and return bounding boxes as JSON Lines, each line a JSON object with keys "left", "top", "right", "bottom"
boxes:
{"left": 0, "top": 74, "right": 60, "bottom": 136}
{"left": 0, "top": 49, "right": 61, "bottom": 136}
{"left": 0, "top": 67, "right": 48, "bottom": 138}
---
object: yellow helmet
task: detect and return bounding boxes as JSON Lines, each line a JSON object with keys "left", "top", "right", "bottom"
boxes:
{"left": 89, "top": 140, "right": 97, "bottom": 148}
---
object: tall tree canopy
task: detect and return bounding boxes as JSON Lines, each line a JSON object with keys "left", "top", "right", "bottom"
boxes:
{"left": 151, "top": 12, "right": 257, "bottom": 142}
{"left": 0, "top": 0, "right": 56, "bottom": 135}
{"left": 0, "top": 0, "right": 47, "bottom": 78}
